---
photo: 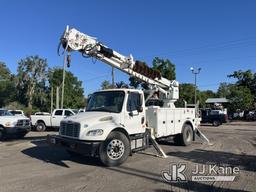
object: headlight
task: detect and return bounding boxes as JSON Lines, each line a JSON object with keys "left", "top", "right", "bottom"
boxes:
{"left": 83, "top": 124, "right": 89, "bottom": 128}
{"left": 86, "top": 129, "right": 104, "bottom": 136}
{"left": 5, "top": 121, "right": 16, "bottom": 127}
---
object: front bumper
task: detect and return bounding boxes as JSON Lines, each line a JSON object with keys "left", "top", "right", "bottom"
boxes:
{"left": 4, "top": 126, "right": 31, "bottom": 135}
{"left": 47, "top": 135, "right": 101, "bottom": 157}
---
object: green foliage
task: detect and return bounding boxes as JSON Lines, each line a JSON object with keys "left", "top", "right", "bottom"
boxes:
{"left": 48, "top": 68, "right": 85, "bottom": 109}
{"left": 175, "top": 83, "right": 195, "bottom": 107}
{"left": 227, "top": 85, "right": 253, "bottom": 112}
{"left": 152, "top": 57, "right": 176, "bottom": 80}
{"left": 101, "top": 80, "right": 112, "bottom": 90}
{"left": 228, "top": 70, "right": 256, "bottom": 101}
{"left": 199, "top": 90, "right": 216, "bottom": 108}
{"left": 217, "top": 82, "right": 232, "bottom": 98}
{"left": 129, "top": 57, "right": 176, "bottom": 88}
{"left": 0, "top": 62, "right": 16, "bottom": 107}
{"left": 116, "top": 81, "right": 129, "bottom": 88}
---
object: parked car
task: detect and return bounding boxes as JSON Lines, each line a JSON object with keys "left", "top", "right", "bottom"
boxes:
{"left": 30, "top": 109, "right": 76, "bottom": 131}
{"left": 8, "top": 110, "right": 25, "bottom": 117}
{"left": 245, "top": 111, "right": 256, "bottom": 121}
{"left": 200, "top": 109, "right": 228, "bottom": 126}
{"left": 0, "top": 109, "right": 31, "bottom": 140}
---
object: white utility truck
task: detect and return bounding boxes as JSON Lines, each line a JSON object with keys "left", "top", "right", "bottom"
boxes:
{"left": 48, "top": 26, "right": 207, "bottom": 166}
{"left": 31, "top": 109, "right": 76, "bottom": 131}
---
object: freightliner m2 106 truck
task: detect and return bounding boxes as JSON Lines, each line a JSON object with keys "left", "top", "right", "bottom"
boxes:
{"left": 48, "top": 26, "right": 208, "bottom": 166}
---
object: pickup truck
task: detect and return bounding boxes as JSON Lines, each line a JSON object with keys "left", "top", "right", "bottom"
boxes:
{"left": 30, "top": 109, "right": 76, "bottom": 131}
{"left": 0, "top": 109, "right": 31, "bottom": 140}
{"left": 200, "top": 109, "right": 228, "bottom": 126}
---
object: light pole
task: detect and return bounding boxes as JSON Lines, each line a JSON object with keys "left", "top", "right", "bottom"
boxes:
{"left": 190, "top": 67, "right": 201, "bottom": 105}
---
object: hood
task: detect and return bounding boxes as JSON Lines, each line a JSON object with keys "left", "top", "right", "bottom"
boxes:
{"left": 0, "top": 116, "right": 29, "bottom": 121}
{"left": 63, "top": 111, "right": 116, "bottom": 124}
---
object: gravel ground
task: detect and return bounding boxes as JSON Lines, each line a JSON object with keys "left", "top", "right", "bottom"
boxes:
{"left": 0, "top": 121, "right": 255, "bottom": 192}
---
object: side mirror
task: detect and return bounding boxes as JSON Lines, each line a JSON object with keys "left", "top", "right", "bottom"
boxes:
{"left": 137, "top": 106, "right": 143, "bottom": 113}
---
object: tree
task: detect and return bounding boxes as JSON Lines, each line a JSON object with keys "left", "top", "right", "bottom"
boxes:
{"left": 16, "top": 56, "right": 48, "bottom": 110}
{"left": 217, "top": 82, "right": 232, "bottom": 98}
{"left": 175, "top": 83, "right": 195, "bottom": 107}
{"left": 101, "top": 80, "right": 112, "bottom": 90}
{"left": 0, "top": 62, "right": 16, "bottom": 107}
{"left": 129, "top": 57, "right": 176, "bottom": 88}
{"left": 152, "top": 57, "right": 176, "bottom": 80}
{"left": 116, "top": 81, "right": 129, "bottom": 88}
{"left": 48, "top": 68, "right": 85, "bottom": 109}
{"left": 228, "top": 70, "right": 256, "bottom": 101}
{"left": 227, "top": 85, "right": 253, "bottom": 113}
{"left": 199, "top": 90, "right": 216, "bottom": 108}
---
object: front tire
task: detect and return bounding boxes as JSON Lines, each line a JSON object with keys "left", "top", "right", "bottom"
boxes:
{"left": 99, "top": 131, "right": 130, "bottom": 167}
{"left": 35, "top": 122, "right": 46, "bottom": 132}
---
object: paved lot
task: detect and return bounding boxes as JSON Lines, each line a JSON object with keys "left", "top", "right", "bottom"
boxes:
{"left": 0, "top": 121, "right": 255, "bottom": 192}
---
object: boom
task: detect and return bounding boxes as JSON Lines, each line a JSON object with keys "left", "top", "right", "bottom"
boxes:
{"left": 60, "top": 26, "right": 179, "bottom": 107}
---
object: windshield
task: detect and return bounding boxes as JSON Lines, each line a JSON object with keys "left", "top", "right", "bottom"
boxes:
{"left": 0, "top": 110, "right": 14, "bottom": 116}
{"left": 87, "top": 91, "right": 125, "bottom": 113}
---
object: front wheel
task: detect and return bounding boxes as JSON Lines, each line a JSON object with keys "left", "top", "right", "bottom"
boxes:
{"left": 35, "top": 122, "right": 46, "bottom": 132}
{"left": 99, "top": 131, "right": 130, "bottom": 167}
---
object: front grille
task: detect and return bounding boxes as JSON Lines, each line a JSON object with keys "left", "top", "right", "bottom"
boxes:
{"left": 60, "top": 122, "right": 80, "bottom": 138}
{"left": 16, "top": 119, "right": 30, "bottom": 127}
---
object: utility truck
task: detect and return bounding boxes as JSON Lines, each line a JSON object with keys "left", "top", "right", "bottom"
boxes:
{"left": 48, "top": 26, "right": 208, "bottom": 166}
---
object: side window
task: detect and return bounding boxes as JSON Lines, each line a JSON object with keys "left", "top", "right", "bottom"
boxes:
{"left": 65, "top": 110, "right": 73, "bottom": 117}
{"left": 127, "top": 92, "right": 141, "bottom": 112}
{"left": 54, "top": 110, "right": 63, "bottom": 116}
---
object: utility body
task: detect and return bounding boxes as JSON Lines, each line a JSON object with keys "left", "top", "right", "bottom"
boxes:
{"left": 48, "top": 26, "right": 204, "bottom": 166}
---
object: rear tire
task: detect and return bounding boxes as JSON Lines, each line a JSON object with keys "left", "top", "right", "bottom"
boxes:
{"left": 99, "top": 131, "right": 130, "bottom": 167}
{"left": 178, "top": 124, "right": 193, "bottom": 146}
{"left": 213, "top": 120, "right": 221, "bottom": 127}
{"left": 35, "top": 122, "right": 46, "bottom": 132}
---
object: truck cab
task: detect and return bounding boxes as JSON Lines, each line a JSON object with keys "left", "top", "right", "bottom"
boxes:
{"left": 60, "top": 89, "right": 146, "bottom": 141}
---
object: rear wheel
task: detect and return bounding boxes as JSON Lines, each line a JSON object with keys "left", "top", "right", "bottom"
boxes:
{"left": 213, "top": 120, "right": 221, "bottom": 127}
{"left": 99, "top": 131, "right": 130, "bottom": 167}
{"left": 175, "top": 124, "right": 193, "bottom": 146}
{"left": 35, "top": 122, "right": 46, "bottom": 132}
